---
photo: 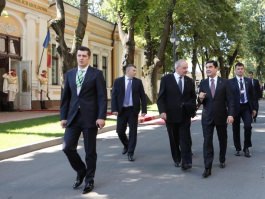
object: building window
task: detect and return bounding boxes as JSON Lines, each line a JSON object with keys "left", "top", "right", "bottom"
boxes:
{"left": 93, "top": 54, "right": 98, "bottom": 68}
{"left": 0, "top": 34, "right": 20, "bottom": 57}
{"left": 51, "top": 44, "right": 59, "bottom": 85}
{"left": 102, "top": 56, "right": 107, "bottom": 82}
{"left": 0, "top": 35, "right": 7, "bottom": 54}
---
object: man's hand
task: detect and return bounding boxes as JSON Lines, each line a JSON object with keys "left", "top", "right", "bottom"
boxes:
{"left": 227, "top": 116, "right": 234, "bottom": 124}
{"left": 61, "top": 120, "right": 67, "bottom": 128}
{"left": 252, "top": 110, "right": 257, "bottom": 117}
{"left": 160, "top": 112, "right": 167, "bottom": 120}
{"left": 96, "top": 119, "right": 105, "bottom": 129}
{"left": 199, "top": 92, "right": 206, "bottom": 101}
{"left": 141, "top": 113, "right": 147, "bottom": 117}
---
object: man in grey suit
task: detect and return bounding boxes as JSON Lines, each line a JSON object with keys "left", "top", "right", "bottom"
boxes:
{"left": 198, "top": 60, "right": 234, "bottom": 178}
{"left": 60, "top": 46, "right": 107, "bottom": 194}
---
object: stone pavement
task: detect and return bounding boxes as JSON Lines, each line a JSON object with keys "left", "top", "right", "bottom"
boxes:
{"left": 0, "top": 101, "right": 265, "bottom": 199}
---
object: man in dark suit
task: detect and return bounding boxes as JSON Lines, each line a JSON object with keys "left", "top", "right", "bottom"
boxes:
{"left": 111, "top": 64, "right": 147, "bottom": 162}
{"left": 229, "top": 63, "right": 257, "bottom": 158}
{"left": 248, "top": 71, "right": 261, "bottom": 123}
{"left": 157, "top": 59, "right": 196, "bottom": 170}
{"left": 60, "top": 46, "right": 107, "bottom": 194}
{"left": 198, "top": 60, "right": 234, "bottom": 178}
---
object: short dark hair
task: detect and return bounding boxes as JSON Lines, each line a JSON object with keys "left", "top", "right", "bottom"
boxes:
{"left": 123, "top": 64, "right": 136, "bottom": 72}
{"left": 206, "top": 60, "right": 218, "bottom": 68}
{"left": 77, "top": 46, "right": 91, "bottom": 56}
{"left": 235, "top": 62, "right": 244, "bottom": 68}
{"left": 248, "top": 71, "right": 253, "bottom": 75}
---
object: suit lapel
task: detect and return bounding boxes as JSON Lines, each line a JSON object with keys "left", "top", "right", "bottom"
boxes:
{"left": 204, "top": 78, "right": 212, "bottom": 99}
{"left": 79, "top": 66, "right": 93, "bottom": 94}
{"left": 121, "top": 76, "right": 125, "bottom": 97}
{"left": 171, "top": 74, "right": 182, "bottom": 95}
{"left": 214, "top": 77, "right": 222, "bottom": 98}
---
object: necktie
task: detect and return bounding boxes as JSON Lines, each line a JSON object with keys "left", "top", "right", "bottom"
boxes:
{"left": 124, "top": 79, "right": 132, "bottom": 105}
{"left": 210, "top": 78, "right": 215, "bottom": 97}
{"left": 76, "top": 70, "right": 85, "bottom": 88}
{"left": 240, "top": 78, "right": 245, "bottom": 103}
{"left": 178, "top": 76, "right": 183, "bottom": 93}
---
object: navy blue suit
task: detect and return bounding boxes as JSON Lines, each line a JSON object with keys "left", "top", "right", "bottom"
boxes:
{"left": 111, "top": 76, "right": 147, "bottom": 155}
{"left": 199, "top": 77, "right": 234, "bottom": 169}
{"left": 251, "top": 78, "right": 262, "bottom": 120}
{"left": 60, "top": 66, "right": 107, "bottom": 184}
{"left": 229, "top": 77, "right": 257, "bottom": 151}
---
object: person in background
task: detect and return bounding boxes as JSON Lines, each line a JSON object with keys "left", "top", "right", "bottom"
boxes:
{"left": 248, "top": 71, "right": 262, "bottom": 122}
{"left": 2, "top": 69, "right": 18, "bottom": 111}
{"left": 229, "top": 63, "right": 257, "bottom": 158}
{"left": 38, "top": 70, "right": 48, "bottom": 109}
{"left": 111, "top": 64, "right": 147, "bottom": 162}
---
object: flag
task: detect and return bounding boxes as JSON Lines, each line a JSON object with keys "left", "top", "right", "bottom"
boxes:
{"left": 47, "top": 44, "right": 52, "bottom": 68}
{"left": 42, "top": 29, "right": 50, "bottom": 48}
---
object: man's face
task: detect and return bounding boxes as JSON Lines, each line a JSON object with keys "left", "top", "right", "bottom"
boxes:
{"left": 235, "top": 66, "right": 245, "bottom": 77}
{"left": 206, "top": 63, "right": 218, "bottom": 78}
{"left": 176, "top": 61, "right": 188, "bottom": 76}
{"left": 248, "top": 73, "right": 253, "bottom": 79}
{"left": 77, "top": 50, "right": 90, "bottom": 68}
{"left": 126, "top": 66, "right": 137, "bottom": 78}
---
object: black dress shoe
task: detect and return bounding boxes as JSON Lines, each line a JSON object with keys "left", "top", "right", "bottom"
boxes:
{"left": 73, "top": 173, "right": 85, "bottom": 189}
{"left": 234, "top": 150, "right": 241, "bottom": 156}
{"left": 219, "top": 162, "right": 225, "bottom": 168}
{"left": 174, "top": 162, "right": 180, "bottom": 167}
{"left": 82, "top": 182, "right": 94, "bottom": 194}
{"left": 128, "top": 154, "right": 135, "bottom": 161}
{"left": 202, "top": 169, "right": 211, "bottom": 178}
{"left": 181, "top": 163, "right": 192, "bottom": 170}
{"left": 122, "top": 147, "right": 128, "bottom": 155}
{"left": 243, "top": 148, "right": 251, "bottom": 158}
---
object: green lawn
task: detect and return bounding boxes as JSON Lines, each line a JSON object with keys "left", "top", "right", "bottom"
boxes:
{"left": 0, "top": 115, "right": 116, "bottom": 151}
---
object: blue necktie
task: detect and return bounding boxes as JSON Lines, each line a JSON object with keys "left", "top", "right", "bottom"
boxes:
{"left": 178, "top": 76, "right": 183, "bottom": 93}
{"left": 240, "top": 78, "right": 245, "bottom": 103}
{"left": 124, "top": 79, "right": 132, "bottom": 105}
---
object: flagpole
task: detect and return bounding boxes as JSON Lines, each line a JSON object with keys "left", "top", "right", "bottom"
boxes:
{"left": 37, "top": 48, "right": 45, "bottom": 75}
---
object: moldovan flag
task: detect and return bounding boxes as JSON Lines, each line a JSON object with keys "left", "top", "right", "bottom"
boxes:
{"left": 42, "top": 29, "right": 50, "bottom": 48}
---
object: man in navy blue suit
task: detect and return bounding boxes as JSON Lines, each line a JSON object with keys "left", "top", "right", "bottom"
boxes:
{"left": 198, "top": 60, "right": 234, "bottom": 178}
{"left": 111, "top": 64, "right": 147, "bottom": 162}
{"left": 229, "top": 63, "right": 257, "bottom": 158}
{"left": 60, "top": 46, "right": 107, "bottom": 194}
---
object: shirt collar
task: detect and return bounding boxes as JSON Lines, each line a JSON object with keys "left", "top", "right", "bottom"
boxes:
{"left": 78, "top": 65, "right": 89, "bottom": 72}
{"left": 236, "top": 75, "right": 244, "bottom": 82}
{"left": 174, "top": 72, "right": 183, "bottom": 79}
{"left": 209, "top": 75, "right": 218, "bottom": 82}
{"left": 125, "top": 75, "right": 133, "bottom": 80}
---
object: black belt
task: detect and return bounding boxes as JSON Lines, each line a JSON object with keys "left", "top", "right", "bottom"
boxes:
{"left": 240, "top": 102, "right": 249, "bottom": 106}
{"left": 123, "top": 106, "right": 133, "bottom": 109}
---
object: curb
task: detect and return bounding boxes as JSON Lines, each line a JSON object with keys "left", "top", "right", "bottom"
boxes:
{"left": 0, "top": 115, "right": 160, "bottom": 161}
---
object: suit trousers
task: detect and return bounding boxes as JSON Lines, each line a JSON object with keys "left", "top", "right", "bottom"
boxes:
{"left": 63, "top": 111, "right": 98, "bottom": 184}
{"left": 166, "top": 121, "right": 192, "bottom": 165}
{"left": 116, "top": 107, "right": 138, "bottom": 155}
{"left": 202, "top": 123, "right": 227, "bottom": 169}
{"left": 233, "top": 103, "right": 252, "bottom": 151}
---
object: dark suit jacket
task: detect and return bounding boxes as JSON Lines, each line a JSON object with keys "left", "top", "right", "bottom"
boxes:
{"left": 252, "top": 78, "right": 262, "bottom": 99}
{"left": 228, "top": 77, "right": 257, "bottom": 115}
{"left": 199, "top": 77, "right": 234, "bottom": 125}
{"left": 157, "top": 74, "right": 196, "bottom": 123}
{"left": 60, "top": 66, "right": 107, "bottom": 128}
{"left": 111, "top": 76, "right": 147, "bottom": 114}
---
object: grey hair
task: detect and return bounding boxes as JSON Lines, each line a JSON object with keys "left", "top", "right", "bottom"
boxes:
{"left": 174, "top": 59, "right": 187, "bottom": 69}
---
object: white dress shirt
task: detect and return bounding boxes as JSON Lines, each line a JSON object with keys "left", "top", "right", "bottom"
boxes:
{"left": 236, "top": 76, "right": 248, "bottom": 103}
{"left": 174, "top": 72, "right": 184, "bottom": 93}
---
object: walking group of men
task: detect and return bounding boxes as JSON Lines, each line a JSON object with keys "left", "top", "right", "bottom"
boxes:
{"left": 59, "top": 46, "right": 262, "bottom": 194}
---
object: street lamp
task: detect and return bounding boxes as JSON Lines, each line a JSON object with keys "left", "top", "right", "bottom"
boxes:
{"left": 170, "top": 24, "right": 180, "bottom": 71}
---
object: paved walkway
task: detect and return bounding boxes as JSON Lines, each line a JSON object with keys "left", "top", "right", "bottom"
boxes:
{"left": 0, "top": 101, "right": 265, "bottom": 199}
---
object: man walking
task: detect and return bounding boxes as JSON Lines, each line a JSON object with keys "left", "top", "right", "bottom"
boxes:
{"left": 157, "top": 59, "right": 196, "bottom": 170}
{"left": 60, "top": 46, "right": 107, "bottom": 194}
{"left": 229, "top": 63, "right": 257, "bottom": 158}
{"left": 111, "top": 64, "right": 147, "bottom": 162}
{"left": 198, "top": 60, "right": 234, "bottom": 178}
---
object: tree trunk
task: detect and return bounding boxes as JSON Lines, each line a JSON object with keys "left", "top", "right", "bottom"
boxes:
{"left": 142, "top": 0, "right": 176, "bottom": 103}
{"left": 117, "top": 12, "right": 136, "bottom": 70}
{"left": 0, "top": 0, "right": 5, "bottom": 15}
{"left": 50, "top": 0, "right": 88, "bottom": 78}
{"left": 191, "top": 48, "right": 197, "bottom": 80}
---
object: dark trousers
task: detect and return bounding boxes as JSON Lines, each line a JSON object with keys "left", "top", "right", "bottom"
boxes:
{"left": 166, "top": 121, "right": 192, "bottom": 165}
{"left": 233, "top": 103, "right": 252, "bottom": 151}
{"left": 116, "top": 107, "right": 138, "bottom": 155}
{"left": 63, "top": 112, "right": 98, "bottom": 184}
{"left": 202, "top": 123, "right": 227, "bottom": 169}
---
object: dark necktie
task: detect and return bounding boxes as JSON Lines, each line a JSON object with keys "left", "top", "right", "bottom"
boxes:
{"left": 178, "top": 76, "right": 183, "bottom": 93}
{"left": 210, "top": 78, "right": 215, "bottom": 97}
{"left": 124, "top": 79, "right": 132, "bottom": 105}
{"left": 240, "top": 78, "right": 245, "bottom": 103}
